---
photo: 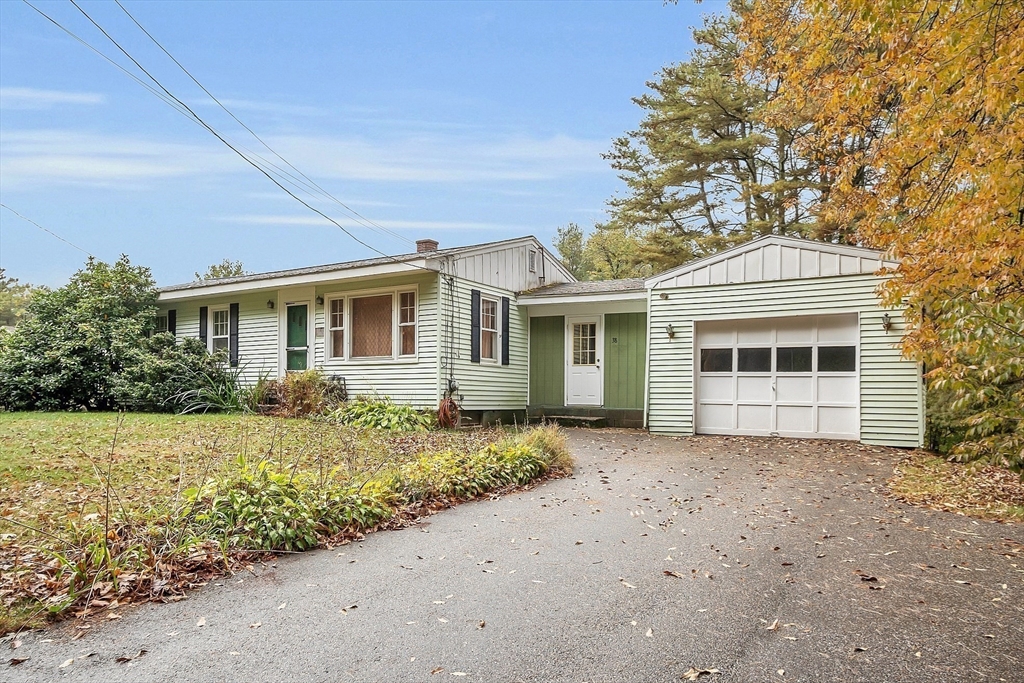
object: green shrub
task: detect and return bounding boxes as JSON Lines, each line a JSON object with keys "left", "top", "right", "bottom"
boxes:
{"left": 396, "top": 443, "right": 548, "bottom": 501}
{"left": 330, "top": 397, "right": 435, "bottom": 431}
{"left": 186, "top": 456, "right": 392, "bottom": 551}
{"left": 0, "top": 256, "right": 158, "bottom": 411}
{"left": 111, "top": 335, "right": 231, "bottom": 412}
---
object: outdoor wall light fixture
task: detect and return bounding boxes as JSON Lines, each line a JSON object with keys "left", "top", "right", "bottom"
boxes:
{"left": 666, "top": 324, "right": 676, "bottom": 339}
{"left": 881, "top": 313, "right": 892, "bottom": 333}
{"left": 316, "top": 295, "right": 324, "bottom": 305}
{"left": 267, "top": 300, "right": 275, "bottom": 310}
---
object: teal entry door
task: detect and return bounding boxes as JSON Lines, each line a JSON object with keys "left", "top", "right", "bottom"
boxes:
{"left": 286, "top": 304, "right": 308, "bottom": 371}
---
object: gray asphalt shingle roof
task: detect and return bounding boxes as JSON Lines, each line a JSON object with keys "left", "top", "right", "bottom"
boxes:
{"left": 159, "top": 236, "right": 535, "bottom": 293}
{"left": 522, "top": 278, "right": 646, "bottom": 297}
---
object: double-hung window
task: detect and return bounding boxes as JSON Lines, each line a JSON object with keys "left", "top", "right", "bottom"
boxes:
{"left": 480, "top": 297, "right": 498, "bottom": 361}
{"left": 210, "top": 308, "right": 230, "bottom": 353}
{"left": 328, "top": 288, "right": 417, "bottom": 361}
{"left": 328, "top": 297, "right": 345, "bottom": 359}
{"left": 154, "top": 314, "right": 168, "bottom": 334}
{"left": 399, "top": 291, "right": 416, "bottom": 356}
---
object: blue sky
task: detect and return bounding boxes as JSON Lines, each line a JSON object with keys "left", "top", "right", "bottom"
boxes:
{"left": 0, "top": 0, "right": 714, "bottom": 287}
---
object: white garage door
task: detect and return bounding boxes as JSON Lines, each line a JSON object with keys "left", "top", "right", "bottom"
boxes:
{"left": 695, "top": 314, "right": 859, "bottom": 440}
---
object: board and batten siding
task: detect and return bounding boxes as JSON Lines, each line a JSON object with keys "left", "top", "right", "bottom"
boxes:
{"left": 449, "top": 244, "right": 570, "bottom": 292}
{"left": 312, "top": 273, "right": 439, "bottom": 408}
{"left": 647, "top": 274, "right": 923, "bottom": 447}
{"left": 447, "top": 280, "right": 528, "bottom": 411}
{"left": 604, "top": 312, "right": 647, "bottom": 410}
{"left": 528, "top": 316, "right": 565, "bottom": 406}
{"left": 164, "top": 292, "right": 278, "bottom": 383}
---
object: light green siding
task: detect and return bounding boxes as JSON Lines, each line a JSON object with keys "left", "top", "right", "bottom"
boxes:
{"left": 529, "top": 316, "right": 564, "bottom": 406}
{"left": 447, "top": 279, "right": 528, "bottom": 411}
{"left": 314, "top": 273, "right": 439, "bottom": 408}
{"left": 647, "top": 274, "right": 923, "bottom": 447}
{"left": 604, "top": 312, "right": 646, "bottom": 410}
{"left": 166, "top": 292, "right": 279, "bottom": 383}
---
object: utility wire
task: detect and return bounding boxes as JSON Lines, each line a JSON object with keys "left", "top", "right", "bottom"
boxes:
{"left": 23, "top": 0, "right": 341, "bottom": 218}
{"left": 0, "top": 204, "right": 94, "bottom": 257}
{"left": 113, "top": 0, "right": 415, "bottom": 248}
{"left": 61, "top": 0, "right": 433, "bottom": 274}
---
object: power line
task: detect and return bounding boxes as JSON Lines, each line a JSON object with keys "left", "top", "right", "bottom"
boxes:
{"left": 113, "top": 0, "right": 415, "bottom": 248}
{"left": 0, "top": 204, "right": 94, "bottom": 257}
{"left": 59, "top": 0, "right": 432, "bottom": 274}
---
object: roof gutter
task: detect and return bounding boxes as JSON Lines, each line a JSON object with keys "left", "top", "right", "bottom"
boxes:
{"left": 158, "top": 259, "right": 435, "bottom": 301}
{"left": 517, "top": 290, "right": 647, "bottom": 305}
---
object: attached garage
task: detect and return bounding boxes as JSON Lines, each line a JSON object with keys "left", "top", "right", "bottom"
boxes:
{"left": 695, "top": 314, "right": 860, "bottom": 439}
{"left": 646, "top": 235, "right": 925, "bottom": 448}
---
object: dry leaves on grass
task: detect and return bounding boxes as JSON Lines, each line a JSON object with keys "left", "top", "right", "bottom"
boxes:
{"left": 888, "top": 452, "right": 1024, "bottom": 521}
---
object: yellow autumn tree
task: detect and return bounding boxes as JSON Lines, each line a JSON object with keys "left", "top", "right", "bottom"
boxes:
{"left": 739, "top": 0, "right": 1024, "bottom": 468}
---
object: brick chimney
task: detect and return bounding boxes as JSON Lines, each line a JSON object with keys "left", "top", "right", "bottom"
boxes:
{"left": 416, "top": 238, "right": 439, "bottom": 253}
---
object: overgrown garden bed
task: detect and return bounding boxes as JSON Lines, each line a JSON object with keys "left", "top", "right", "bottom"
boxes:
{"left": 0, "top": 413, "right": 572, "bottom": 635}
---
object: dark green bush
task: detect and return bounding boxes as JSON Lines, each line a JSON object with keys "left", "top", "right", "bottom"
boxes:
{"left": 111, "top": 335, "right": 232, "bottom": 412}
{"left": 0, "top": 256, "right": 157, "bottom": 411}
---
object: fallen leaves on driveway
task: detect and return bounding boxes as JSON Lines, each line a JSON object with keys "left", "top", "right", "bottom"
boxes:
{"left": 681, "top": 666, "right": 721, "bottom": 680}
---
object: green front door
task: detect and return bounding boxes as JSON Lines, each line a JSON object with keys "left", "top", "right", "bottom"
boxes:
{"left": 286, "top": 304, "right": 308, "bottom": 371}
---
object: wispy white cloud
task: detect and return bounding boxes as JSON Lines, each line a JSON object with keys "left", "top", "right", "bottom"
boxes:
{"left": 190, "top": 97, "right": 326, "bottom": 118}
{"left": 0, "top": 130, "right": 236, "bottom": 188}
{"left": 0, "top": 128, "right": 607, "bottom": 189}
{"left": 217, "top": 214, "right": 530, "bottom": 232}
{"left": 0, "top": 87, "right": 106, "bottom": 110}
{"left": 268, "top": 133, "right": 607, "bottom": 182}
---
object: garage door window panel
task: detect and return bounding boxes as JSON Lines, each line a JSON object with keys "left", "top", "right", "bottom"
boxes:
{"left": 777, "top": 347, "right": 812, "bottom": 372}
{"left": 737, "top": 347, "right": 771, "bottom": 372}
{"left": 818, "top": 346, "right": 856, "bottom": 372}
{"left": 700, "top": 348, "right": 733, "bottom": 373}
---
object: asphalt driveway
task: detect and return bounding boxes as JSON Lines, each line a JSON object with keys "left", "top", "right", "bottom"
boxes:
{"left": 4, "top": 430, "right": 1023, "bottom": 683}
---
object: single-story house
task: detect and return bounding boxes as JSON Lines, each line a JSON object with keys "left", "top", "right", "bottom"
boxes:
{"left": 157, "top": 234, "right": 924, "bottom": 448}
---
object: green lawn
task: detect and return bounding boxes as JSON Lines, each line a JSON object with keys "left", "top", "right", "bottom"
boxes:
{"left": 2, "top": 412, "right": 529, "bottom": 633}
{"left": 0, "top": 412, "right": 498, "bottom": 537}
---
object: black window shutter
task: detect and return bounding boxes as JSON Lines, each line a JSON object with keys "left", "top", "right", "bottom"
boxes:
{"left": 167, "top": 309, "right": 176, "bottom": 336}
{"left": 470, "top": 289, "right": 481, "bottom": 363}
{"left": 229, "top": 303, "right": 240, "bottom": 367}
{"left": 501, "top": 296, "right": 510, "bottom": 366}
{"left": 198, "top": 306, "right": 208, "bottom": 346}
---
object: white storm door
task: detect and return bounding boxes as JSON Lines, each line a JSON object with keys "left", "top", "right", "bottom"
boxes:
{"left": 566, "top": 317, "right": 602, "bottom": 405}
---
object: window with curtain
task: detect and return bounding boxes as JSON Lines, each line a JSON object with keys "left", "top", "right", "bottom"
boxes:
{"left": 350, "top": 294, "right": 393, "bottom": 358}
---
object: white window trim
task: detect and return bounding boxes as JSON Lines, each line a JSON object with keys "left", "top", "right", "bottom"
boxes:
{"left": 321, "top": 284, "right": 419, "bottom": 365}
{"left": 326, "top": 296, "right": 346, "bottom": 361}
{"left": 154, "top": 314, "right": 168, "bottom": 334}
{"left": 480, "top": 295, "right": 499, "bottom": 363}
{"left": 209, "top": 305, "right": 230, "bottom": 354}
{"left": 398, "top": 290, "right": 417, "bottom": 358}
